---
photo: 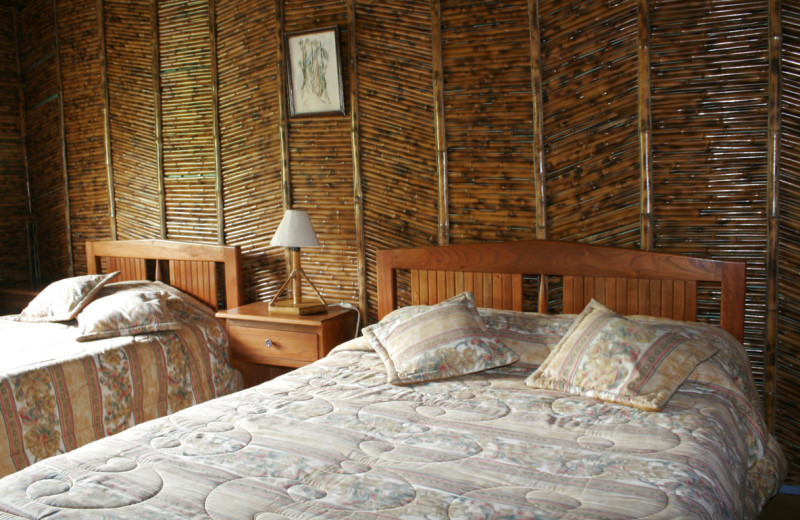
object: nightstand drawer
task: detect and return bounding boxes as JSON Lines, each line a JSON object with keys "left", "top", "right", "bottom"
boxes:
{"left": 228, "top": 324, "right": 318, "bottom": 365}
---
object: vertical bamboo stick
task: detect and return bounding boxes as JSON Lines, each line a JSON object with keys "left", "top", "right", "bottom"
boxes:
{"left": 637, "top": 0, "right": 653, "bottom": 251}
{"left": 208, "top": 0, "right": 224, "bottom": 245}
{"left": 529, "top": 0, "right": 546, "bottom": 241}
{"left": 53, "top": 0, "right": 74, "bottom": 276}
{"left": 529, "top": 0, "right": 549, "bottom": 311}
{"left": 98, "top": 0, "right": 117, "bottom": 241}
{"left": 348, "top": 0, "right": 367, "bottom": 316}
{"left": 764, "top": 0, "right": 781, "bottom": 432}
{"left": 151, "top": 0, "right": 166, "bottom": 238}
{"left": 430, "top": 0, "right": 449, "bottom": 245}
{"left": 275, "top": 0, "right": 289, "bottom": 210}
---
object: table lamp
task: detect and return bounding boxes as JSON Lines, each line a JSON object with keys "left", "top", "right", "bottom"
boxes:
{"left": 268, "top": 209, "right": 328, "bottom": 315}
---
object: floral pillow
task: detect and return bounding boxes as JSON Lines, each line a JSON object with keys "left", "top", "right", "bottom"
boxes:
{"left": 16, "top": 272, "right": 120, "bottom": 322}
{"left": 76, "top": 289, "right": 182, "bottom": 342}
{"left": 525, "top": 299, "right": 719, "bottom": 411}
{"left": 363, "top": 292, "right": 519, "bottom": 385}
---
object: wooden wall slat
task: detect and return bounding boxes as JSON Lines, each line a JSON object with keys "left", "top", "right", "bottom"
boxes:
{"left": 357, "top": 0, "right": 438, "bottom": 314}
{"left": 540, "top": 0, "right": 641, "bottom": 248}
{"left": 216, "top": 0, "right": 283, "bottom": 303}
{"left": 440, "top": 0, "right": 537, "bottom": 243}
{"left": 650, "top": 0, "right": 769, "bottom": 363}
{"left": 105, "top": 0, "right": 161, "bottom": 240}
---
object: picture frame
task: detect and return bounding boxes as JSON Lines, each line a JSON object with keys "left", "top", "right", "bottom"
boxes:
{"left": 286, "top": 27, "right": 345, "bottom": 117}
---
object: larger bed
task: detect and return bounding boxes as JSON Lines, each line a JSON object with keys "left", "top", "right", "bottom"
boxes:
{"left": 0, "top": 239, "right": 787, "bottom": 519}
{"left": 0, "top": 239, "right": 245, "bottom": 478}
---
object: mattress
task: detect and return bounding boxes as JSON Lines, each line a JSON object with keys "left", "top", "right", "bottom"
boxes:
{"left": 0, "top": 280, "right": 243, "bottom": 478}
{"left": 0, "top": 310, "right": 785, "bottom": 519}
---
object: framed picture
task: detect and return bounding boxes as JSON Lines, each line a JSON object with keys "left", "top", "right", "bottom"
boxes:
{"left": 286, "top": 27, "right": 345, "bottom": 117}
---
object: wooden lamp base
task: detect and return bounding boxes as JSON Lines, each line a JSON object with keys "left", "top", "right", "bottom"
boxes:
{"left": 268, "top": 298, "right": 327, "bottom": 315}
{"left": 268, "top": 258, "right": 327, "bottom": 315}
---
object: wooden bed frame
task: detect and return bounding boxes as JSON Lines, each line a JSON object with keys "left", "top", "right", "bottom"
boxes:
{"left": 377, "top": 239, "right": 746, "bottom": 342}
{"left": 85, "top": 239, "right": 243, "bottom": 310}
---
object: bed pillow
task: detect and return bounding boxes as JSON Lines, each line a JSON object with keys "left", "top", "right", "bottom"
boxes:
{"left": 479, "top": 308, "right": 575, "bottom": 365}
{"left": 16, "top": 272, "right": 120, "bottom": 322}
{"left": 363, "top": 292, "right": 519, "bottom": 384}
{"left": 76, "top": 289, "right": 182, "bottom": 341}
{"left": 525, "top": 299, "right": 719, "bottom": 411}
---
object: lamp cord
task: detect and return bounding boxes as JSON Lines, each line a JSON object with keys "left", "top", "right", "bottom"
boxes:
{"left": 331, "top": 302, "right": 361, "bottom": 338}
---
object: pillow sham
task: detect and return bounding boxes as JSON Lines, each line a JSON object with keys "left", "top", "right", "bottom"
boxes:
{"left": 76, "top": 289, "right": 182, "bottom": 342}
{"left": 525, "top": 299, "right": 719, "bottom": 411}
{"left": 479, "top": 308, "right": 575, "bottom": 365}
{"left": 16, "top": 272, "right": 120, "bottom": 322}
{"left": 363, "top": 292, "right": 519, "bottom": 385}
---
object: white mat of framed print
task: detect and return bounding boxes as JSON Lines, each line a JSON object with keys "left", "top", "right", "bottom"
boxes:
{"left": 286, "top": 27, "right": 345, "bottom": 117}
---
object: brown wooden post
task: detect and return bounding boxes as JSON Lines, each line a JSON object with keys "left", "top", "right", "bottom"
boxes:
{"left": 637, "top": 0, "right": 653, "bottom": 252}
{"left": 430, "top": 0, "right": 449, "bottom": 245}
{"left": 208, "top": 0, "right": 225, "bottom": 245}
{"left": 348, "top": 0, "right": 367, "bottom": 317}
{"left": 150, "top": 0, "right": 166, "bottom": 238}
{"left": 764, "top": 0, "right": 782, "bottom": 432}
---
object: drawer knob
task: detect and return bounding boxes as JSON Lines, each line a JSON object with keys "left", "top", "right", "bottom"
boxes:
{"left": 264, "top": 338, "right": 273, "bottom": 348}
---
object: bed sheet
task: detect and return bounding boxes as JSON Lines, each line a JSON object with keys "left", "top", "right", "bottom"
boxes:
{"left": 0, "top": 330, "right": 784, "bottom": 519}
{"left": 0, "top": 281, "right": 243, "bottom": 477}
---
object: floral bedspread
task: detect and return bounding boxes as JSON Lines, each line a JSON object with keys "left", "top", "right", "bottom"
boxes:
{"left": 0, "top": 316, "right": 785, "bottom": 519}
{"left": 0, "top": 283, "right": 242, "bottom": 478}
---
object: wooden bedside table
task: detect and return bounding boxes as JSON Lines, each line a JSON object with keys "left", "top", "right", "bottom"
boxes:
{"left": 0, "top": 285, "right": 39, "bottom": 315}
{"left": 216, "top": 302, "right": 358, "bottom": 387}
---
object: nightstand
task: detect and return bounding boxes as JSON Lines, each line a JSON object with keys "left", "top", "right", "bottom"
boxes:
{"left": 0, "top": 285, "right": 39, "bottom": 315}
{"left": 216, "top": 302, "right": 358, "bottom": 387}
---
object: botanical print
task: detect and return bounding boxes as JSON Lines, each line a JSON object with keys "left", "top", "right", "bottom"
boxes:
{"left": 297, "top": 36, "right": 331, "bottom": 105}
{"left": 288, "top": 28, "right": 343, "bottom": 115}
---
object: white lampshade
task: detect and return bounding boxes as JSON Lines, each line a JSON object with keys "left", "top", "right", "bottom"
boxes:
{"left": 270, "top": 209, "right": 320, "bottom": 248}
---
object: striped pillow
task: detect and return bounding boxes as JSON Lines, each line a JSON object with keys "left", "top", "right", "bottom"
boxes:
{"left": 525, "top": 299, "right": 718, "bottom": 411}
{"left": 363, "top": 292, "right": 519, "bottom": 385}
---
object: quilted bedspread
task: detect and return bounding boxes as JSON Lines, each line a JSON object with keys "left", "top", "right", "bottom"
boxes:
{"left": 0, "top": 282, "right": 243, "bottom": 478}
{"left": 0, "top": 317, "right": 785, "bottom": 519}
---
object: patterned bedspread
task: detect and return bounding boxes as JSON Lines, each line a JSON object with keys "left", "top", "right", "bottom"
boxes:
{"left": 0, "top": 281, "right": 243, "bottom": 478}
{"left": 0, "top": 315, "right": 785, "bottom": 519}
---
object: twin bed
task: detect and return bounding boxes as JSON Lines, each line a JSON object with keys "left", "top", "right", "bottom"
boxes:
{"left": 0, "top": 240, "right": 245, "bottom": 478}
{"left": 0, "top": 239, "right": 787, "bottom": 519}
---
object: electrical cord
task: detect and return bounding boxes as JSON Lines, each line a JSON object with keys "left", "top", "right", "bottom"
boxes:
{"left": 330, "top": 302, "right": 361, "bottom": 337}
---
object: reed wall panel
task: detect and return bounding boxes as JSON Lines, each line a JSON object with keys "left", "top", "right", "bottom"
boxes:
{"left": 356, "top": 0, "right": 439, "bottom": 313}
{"left": 540, "top": 0, "right": 641, "bottom": 248}
{"left": 57, "top": 0, "right": 108, "bottom": 275}
{"left": 440, "top": 0, "right": 538, "bottom": 243}
{"left": 105, "top": 0, "right": 162, "bottom": 240}
{"left": 649, "top": 0, "right": 770, "bottom": 376}
{"left": 159, "top": 0, "right": 218, "bottom": 243}
{"left": 18, "top": 0, "right": 69, "bottom": 283}
{"left": 778, "top": 0, "right": 800, "bottom": 488}
{"left": 0, "top": 6, "right": 29, "bottom": 285}
{"left": 216, "top": 0, "right": 285, "bottom": 303}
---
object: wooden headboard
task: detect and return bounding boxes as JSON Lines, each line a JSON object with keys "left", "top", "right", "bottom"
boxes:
{"left": 377, "top": 239, "right": 746, "bottom": 342}
{"left": 85, "top": 239, "right": 243, "bottom": 310}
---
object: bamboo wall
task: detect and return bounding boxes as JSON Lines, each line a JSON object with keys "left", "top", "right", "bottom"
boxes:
{"left": 1, "top": 0, "right": 799, "bottom": 485}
